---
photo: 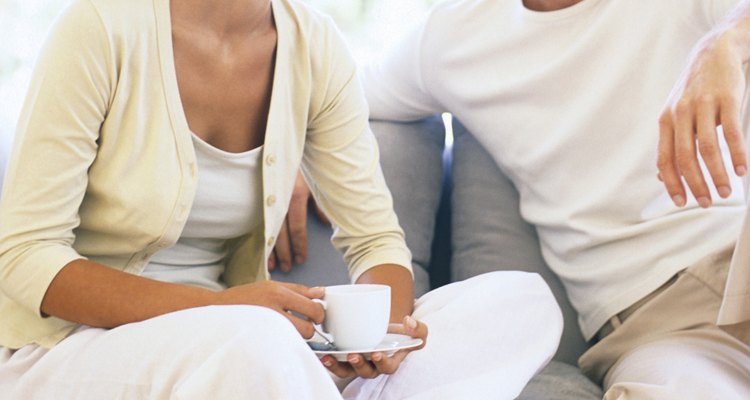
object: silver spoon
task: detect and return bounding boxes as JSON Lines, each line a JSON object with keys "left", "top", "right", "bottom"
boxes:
{"left": 309, "top": 325, "right": 336, "bottom": 351}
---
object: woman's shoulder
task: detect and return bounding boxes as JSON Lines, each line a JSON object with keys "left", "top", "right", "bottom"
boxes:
{"left": 275, "top": 0, "right": 348, "bottom": 42}
{"left": 68, "top": 0, "right": 156, "bottom": 35}
{"left": 273, "top": 0, "right": 350, "bottom": 63}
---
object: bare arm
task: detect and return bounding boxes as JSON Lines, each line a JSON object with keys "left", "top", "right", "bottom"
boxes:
{"left": 355, "top": 263, "right": 415, "bottom": 322}
{"left": 41, "top": 259, "right": 214, "bottom": 327}
{"left": 658, "top": 1, "right": 750, "bottom": 207}
{"left": 42, "top": 259, "right": 325, "bottom": 336}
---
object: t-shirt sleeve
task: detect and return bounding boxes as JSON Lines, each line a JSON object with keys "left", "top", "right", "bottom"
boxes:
{"left": 361, "top": 11, "right": 444, "bottom": 121}
{"left": 710, "top": 0, "right": 745, "bottom": 26}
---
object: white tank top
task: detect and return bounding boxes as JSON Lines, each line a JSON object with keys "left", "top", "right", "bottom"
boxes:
{"left": 142, "top": 134, "right": 264, "bottom": 291}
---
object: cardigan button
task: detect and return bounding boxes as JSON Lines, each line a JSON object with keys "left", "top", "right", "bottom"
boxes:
{"left": 266, "top": 195, "right": 276, "bottom": 206}
{"left": 265, "top": 154, "right": 276, "bottom": 166}
{"left": 267, "top": 236, "right": 275, "bottom": 247}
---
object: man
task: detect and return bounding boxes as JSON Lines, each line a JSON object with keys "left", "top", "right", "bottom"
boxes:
{"left": 657, "top": 0, "right": 750, "bottom": 358}
{"left": 281, "top": 0, "right": 750, "bottom": 398}
{"left": 361, "top": 0, "right": 750, "bottom": 398}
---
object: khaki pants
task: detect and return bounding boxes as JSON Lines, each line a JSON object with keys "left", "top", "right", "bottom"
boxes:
{"left": 579, "top": 247, "right": 750, "bottom": 400}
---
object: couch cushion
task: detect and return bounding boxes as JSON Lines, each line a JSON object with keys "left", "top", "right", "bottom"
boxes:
{"left": 271, "top": 209, "right": 351, "bottom": 287}
{"left": 450, "top": 119, "right": 590, "bottom": 364}
{"left": 370, "top": 117, "right": 447, "bottom": 297}
{"left": 517, "top": 361, "right": 603, "bottom": 400}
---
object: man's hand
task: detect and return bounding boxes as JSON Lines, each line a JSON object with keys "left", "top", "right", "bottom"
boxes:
{"left": 657, "top": 8, "right": 750, "bottom": 208}
{"left": 320, "top": 315, "right": 428, "bottom": 379}
{"left": 268, "top": 171, "right": 330, "bottom": 272}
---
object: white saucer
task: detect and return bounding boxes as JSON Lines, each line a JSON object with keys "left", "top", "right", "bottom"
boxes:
{"left": 308, "top": 333, "right": 423, "bottom": 362}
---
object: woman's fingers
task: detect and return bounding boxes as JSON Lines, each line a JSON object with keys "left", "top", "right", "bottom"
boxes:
{"left": 321, "top": 356, "right": 355, "bottom": 379}
{"left": 388, "top": 316, "right": 428, "bottom": 349}
{"left": 217, "top": 281, "right": 325, "bottom": 338}
{"left": 285, "top": 312, "right": 317, "bottom": 339}
{"left": 320, "top": 353, "right": 395, "bottom": 379}
{"left": 320, "top": 317, "right": 429, "bottom": 379}
{"left": 369, "top": 351, "right": 400, "bottom": 374}
{"left": 319, "top": 317, "right": 429, "bottom": 379}
{"left": 277, "top": 283, "right": 325, "bottom": 324}
{"left": 346, "top": 354, "right": 380, "bottom": 379}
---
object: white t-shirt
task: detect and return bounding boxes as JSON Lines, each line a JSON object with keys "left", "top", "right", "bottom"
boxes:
{"left": 143, "top": 135, "right": 263, "bottom": 291}
{"left": 364, "top": 0, "right": 746, "bottom": 339}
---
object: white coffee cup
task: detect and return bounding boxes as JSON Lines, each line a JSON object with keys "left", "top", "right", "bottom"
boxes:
{"left": 314, "top": 284, "right": 391, "bottom": 351}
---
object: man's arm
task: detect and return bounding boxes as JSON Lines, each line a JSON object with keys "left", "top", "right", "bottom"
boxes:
{"left": 658, "top": 1, "right": 750, "bottom": 207}
{"left": 362, "top": 15, "right": 443, "bottom": 121}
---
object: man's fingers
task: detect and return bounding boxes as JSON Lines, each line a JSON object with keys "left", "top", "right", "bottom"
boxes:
{"left": 695, "top": 99, "right": 730, "bottom": 198}
{"left": 267, "top": 253, "right": 277, "bottom": 272}
{"left": 720, "top": 98, "right": 748, "bottom": 177}
{"left": 275, "top": 220, "right": 293, "bottom": 272}
{"left": 673, "top": 102, "right": 711, "bottom": 207}
{"left": 313, "top": 201, "right": 331, "bottom": 225}
{"left": 657, "top": 115, "right": 687, "bottom": 207}
{"left": 287, "top": 192, "right": 309, "bottom": 266}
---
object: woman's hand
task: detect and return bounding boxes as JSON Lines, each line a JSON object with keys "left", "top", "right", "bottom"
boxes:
{"left": 321, "top": 315, "right": 428, "bottom": 379}
{"left": 216, "top": 281, "right": 325, "bottom": 338}
{"left": 657, "top": 14, "right": 750, "bottom": 208}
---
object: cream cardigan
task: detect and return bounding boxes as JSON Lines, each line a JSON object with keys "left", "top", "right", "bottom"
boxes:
{"left": 0, "top": 0, "right": 411, "bottom": 349}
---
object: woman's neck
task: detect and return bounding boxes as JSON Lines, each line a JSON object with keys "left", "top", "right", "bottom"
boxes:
{"left": 171, "top": 0, "right": 273, "bottom": 38}
{"left": 523, "top": 0, "right": 584, "bottom": 12}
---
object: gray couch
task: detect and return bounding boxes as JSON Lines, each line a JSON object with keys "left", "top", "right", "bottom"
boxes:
{"left": 273, "top": 117, "right": 602, "bottom": 399}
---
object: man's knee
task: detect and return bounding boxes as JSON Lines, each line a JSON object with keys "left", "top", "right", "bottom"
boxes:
{"left": 604, "top": 332, "right": 750, "bottom": 400}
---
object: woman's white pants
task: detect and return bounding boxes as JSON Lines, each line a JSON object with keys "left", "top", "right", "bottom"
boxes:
{"left": 0, "top": 271, "right": 562, "bottom": 399}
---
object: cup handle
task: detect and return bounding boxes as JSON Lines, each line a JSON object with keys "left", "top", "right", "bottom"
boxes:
{"left": 312, "top": 298, "right": 327, "bottom": 309}
{"left": 311, "top": 299, "right": 332, "bottom": 338}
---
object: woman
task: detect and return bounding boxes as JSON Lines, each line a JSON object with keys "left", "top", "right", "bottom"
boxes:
{"left": 0, "top": 0, "right": 561, "bottom": 398}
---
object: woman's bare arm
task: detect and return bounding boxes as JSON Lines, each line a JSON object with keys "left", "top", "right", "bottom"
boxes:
{"left": 41, "top": 259, "right": 325, "bottom": 336}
